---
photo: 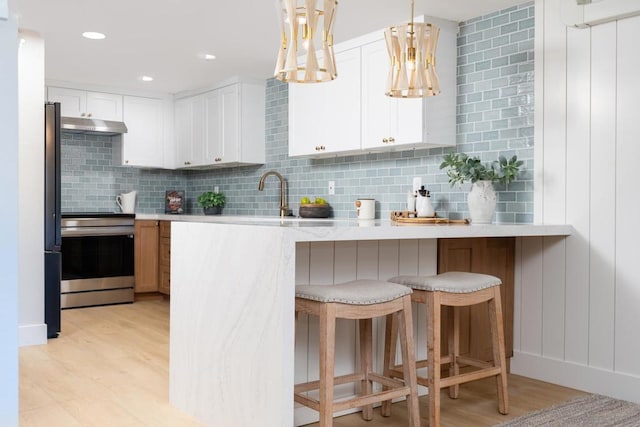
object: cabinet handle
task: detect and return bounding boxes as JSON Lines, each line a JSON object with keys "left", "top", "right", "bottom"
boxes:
{"left": 214, "top": 157, "right": 222, "bottom": 162}
{"left": 184, "top": 161, "right": 191, "bottom": 165}
{"left": 80, "top": 113, "right": 86, "bottom": 117}
{"left": 382, "top": 138, "right": 388, "bottom": 143}
{"left": 315, "top": 145, "right": 326, "bottom": 152}
{"left": 389, "top": 137, "right": 395, "bottom": 143}
{"left": 87, "top": 113, "right": 92, "bottom": 118}
{"left": 125, "top": 160, "right": 129, "bottom": 164}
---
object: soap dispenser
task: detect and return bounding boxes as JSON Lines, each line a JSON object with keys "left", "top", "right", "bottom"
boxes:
{"left": 416, "top": 186, "right": 435, "bottom": 217}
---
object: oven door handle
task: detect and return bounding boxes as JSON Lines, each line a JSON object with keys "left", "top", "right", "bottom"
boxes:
{"left": 61, "top": 226, "right": 135, "bottom": 237}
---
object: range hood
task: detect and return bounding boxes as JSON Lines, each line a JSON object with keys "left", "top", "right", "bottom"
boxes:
{"left": 61, "top": 116, "right": 128, "bottom": 135}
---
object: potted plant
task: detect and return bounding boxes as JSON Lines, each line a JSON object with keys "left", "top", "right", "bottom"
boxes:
{"left": 440, "top": 153, "right": 522, "bottom": 224}
{"left": 196, "top": 191, "right": 225, "bottom": 215}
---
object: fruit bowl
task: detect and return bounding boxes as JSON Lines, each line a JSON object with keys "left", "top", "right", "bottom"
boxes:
{"left": 299, "top": 203, "right": 331, "bottom": 218}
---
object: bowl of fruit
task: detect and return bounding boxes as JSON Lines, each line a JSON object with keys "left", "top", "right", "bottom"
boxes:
{"left": 299, "top": 197, "right": 331, "bottom": 218}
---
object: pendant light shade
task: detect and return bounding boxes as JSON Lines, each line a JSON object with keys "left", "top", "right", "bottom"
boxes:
{"left": 385, "top": 0, "right": 440, "bottom": 98}
{"left": 274, "top": 0, "right": 338, "bottom": 83}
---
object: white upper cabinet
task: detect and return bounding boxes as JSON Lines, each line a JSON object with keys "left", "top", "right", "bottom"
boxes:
{"left": 174, "top": 96, "right": 207, "bottom": 168}
{"left": 289, "top": 47, "right": 361, "bottom": 157}
{"left": 174, "top": 80, "right": 265, "bottom": 169}
{"left": 113, "top": 96, "right": 166, "bottom": 168}
{"left": 288, "top": 16, "right": 457, "bottom": 157}
{"left": 48, "top": 87, "right": 123, "bottom": 121}
{"left": 361, "top": 39, "right": 424, "bottom": 150}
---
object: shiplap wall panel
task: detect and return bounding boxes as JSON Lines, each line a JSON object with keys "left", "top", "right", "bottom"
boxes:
{"left": 334, "top": 241, "right": 358, "bottom": 283}
{"left": 356, "top": 240, "right": 383, "bottom": 379}
{"left": 398, "top": 240, "right": 420, "bottom": 275}
{"left": 513, "top": 238, "right": 523, "bottom": 351}
{"left": 588, "top": 22, "right": 617, "bottom": 371}
{"left": 541, "top": 0, "right": 567, "bottom": 224}
{"left": 519, "top": 237, "right": 544, "bottom": 354}
{"left": 614, "top": 16, "right": 640, "bottom": 377}
{"left": 541, "top": 236, "right": 566, "bottom": 359}
{"left": 332, "top": 242, "right": 358, "bottom": 398}
{"left": 563, "top": 26, "right": 591, "bottom": 365}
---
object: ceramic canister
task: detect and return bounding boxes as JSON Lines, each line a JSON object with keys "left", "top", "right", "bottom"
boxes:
{"left": 355, "top": 198, "right": 375, "bottom": 220}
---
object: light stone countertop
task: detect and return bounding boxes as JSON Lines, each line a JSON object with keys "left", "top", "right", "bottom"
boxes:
{"left": 136, "top": 213, "right": 574, "bottom": 242}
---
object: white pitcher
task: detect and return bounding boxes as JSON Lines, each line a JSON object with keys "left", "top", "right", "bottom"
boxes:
{"left": 416, "top": 194, "right": 435, "bottom": 218}
{"left": 116, "top": 191, "right": 137, "bottom": 213}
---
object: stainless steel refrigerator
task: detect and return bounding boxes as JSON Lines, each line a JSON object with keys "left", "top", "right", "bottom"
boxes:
{"left": 44, "top": 102, "right": 61, "bottom": 338}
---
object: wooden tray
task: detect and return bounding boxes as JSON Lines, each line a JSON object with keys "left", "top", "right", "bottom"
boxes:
{"left": 390, "top": 211, "right": 469, "bottom": 225}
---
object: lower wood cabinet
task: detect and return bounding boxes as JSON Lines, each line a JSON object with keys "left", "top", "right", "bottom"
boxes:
{"left": 438, "top": 237, "right": 515, "bottom": 362}
{"left": 134, "top": 220, "right": 171, "bottom": 295}
{"left": 134, "top": 220, "right": 159, "bottom": 293}
{"left": 158, "top": 221, "right": 171, "bottom": 295}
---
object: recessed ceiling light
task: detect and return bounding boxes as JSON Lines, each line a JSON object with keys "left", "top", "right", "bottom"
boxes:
{"left": 82, "top": 31, "right": 106, "bottom": 40}
{"left": 198, "top": 53, "right": 216, "bottom": 61}
{"left": 141, "top": 75, "right": 154, "bottom": 82}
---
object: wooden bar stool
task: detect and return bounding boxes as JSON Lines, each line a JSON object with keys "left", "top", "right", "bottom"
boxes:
{"left": 384, "top": 272, "right": 509, "bottom": 427}
{"left": 295, "top": 280, "right": 420, "bottom": 427}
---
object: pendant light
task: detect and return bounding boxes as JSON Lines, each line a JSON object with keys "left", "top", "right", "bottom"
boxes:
{"left": 274, "top": 0, "right": 338, "bottom": 83}
{"left": 384, "top": 0, "right": 440, "bottom": 98}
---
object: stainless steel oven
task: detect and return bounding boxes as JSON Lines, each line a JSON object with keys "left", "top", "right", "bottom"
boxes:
{"left": 61, "top": 213, "right": 135, "bottom": 308}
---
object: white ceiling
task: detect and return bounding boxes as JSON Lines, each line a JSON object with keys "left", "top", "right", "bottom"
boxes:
{"left": 16, "top": 0, "right": 524, "bottom": 95}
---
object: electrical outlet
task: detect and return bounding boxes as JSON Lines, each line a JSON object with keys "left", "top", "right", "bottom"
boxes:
{"left": 214, "top": 186, "right": 219, "bottom": 193}
{"left": 412, "top": 177, "right": 422, "bottom": 193}
{"left": 328, "top": 181, "right": 335, "bottom": 195}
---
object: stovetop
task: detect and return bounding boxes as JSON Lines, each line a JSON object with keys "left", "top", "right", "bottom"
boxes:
{"left": 61, "top": 212, "right": 135, "bottom": 219}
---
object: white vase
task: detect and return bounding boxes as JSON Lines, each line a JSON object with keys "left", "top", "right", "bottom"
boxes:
{"left": 467, "top": 180, "right": 496, "bottom": 224}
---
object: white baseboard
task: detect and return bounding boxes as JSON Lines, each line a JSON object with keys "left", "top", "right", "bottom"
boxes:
{"left": 19, "top": 323, "right": 47, "bottom": 346}
{"left": 511, "top": 351, "right": 640, "bottom": 404}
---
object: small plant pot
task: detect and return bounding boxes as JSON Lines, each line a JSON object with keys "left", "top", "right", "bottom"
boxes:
{"left": 203, "top": 206, "right": 223, "bottom": 215}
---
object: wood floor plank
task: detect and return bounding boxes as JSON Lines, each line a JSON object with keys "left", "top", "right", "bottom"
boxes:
{"left": 20, "top": 300, "right": 586, "bottom": 426}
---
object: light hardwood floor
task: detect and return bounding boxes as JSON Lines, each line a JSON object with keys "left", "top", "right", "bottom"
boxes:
{"left": 20, "top": 300, "right": 586, "bottom": 426}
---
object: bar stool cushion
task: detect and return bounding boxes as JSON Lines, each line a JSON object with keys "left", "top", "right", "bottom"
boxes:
{"left": 389, "top": 271, "right": 501, "bottom": 293}
{"left": 296, "top": 280, "right": 412, "bottom": 305}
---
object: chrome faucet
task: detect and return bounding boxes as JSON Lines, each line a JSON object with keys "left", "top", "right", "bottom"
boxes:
{"left": 258, "top": 170, "right": 290, "bottom": 217}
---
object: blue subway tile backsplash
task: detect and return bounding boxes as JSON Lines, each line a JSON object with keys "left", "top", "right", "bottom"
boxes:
{"left": 61, "top": 2, "right": 534, "bottom": 222}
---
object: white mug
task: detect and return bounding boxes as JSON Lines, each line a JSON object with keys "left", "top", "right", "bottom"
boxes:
{"left": 116, "top": 190, "right": 137, "bottom": 213}
{"left": 355, "top": 198, "right": 375, "bottom": 220}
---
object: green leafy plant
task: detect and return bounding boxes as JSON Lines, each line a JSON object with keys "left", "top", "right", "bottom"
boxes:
{"left": 440, "top": 153, "right": 523, "bottom": 186}
{"left": 196, "top": 191, "right": 225, "bottom": 208}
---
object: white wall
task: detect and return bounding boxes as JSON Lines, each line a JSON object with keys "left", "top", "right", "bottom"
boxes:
{"left": 0, "top": 1, "right": 20, "bottom": 423}
{"left": 18, "top": 29, "right": 46, "bottom": 346}
{"left": 513, "top": 0, "right": 640, "bottom": 403}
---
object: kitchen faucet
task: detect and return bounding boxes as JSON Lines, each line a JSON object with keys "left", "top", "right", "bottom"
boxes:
{"left": 258, "top": 170, "right": 290, "bottom": 217}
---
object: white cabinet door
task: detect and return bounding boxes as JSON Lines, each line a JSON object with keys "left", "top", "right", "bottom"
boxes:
{"left": 118, "top": 96, "right": 164, "bottom": 167}
{"left": 289, "top": 47, "right": 361, "bottom": 156}
{"left": 204, "top": 89, "right": 222, "bottom": 165}
{"left": 174, "top": 98, "right": 192, "bottom": 168}
{"left": 47, "top": 87, "right": 85, "bottom": 117}
{"left": 86, "top": 92, "right": 122, "bottom": 121}
{"left": 174, "top": 95, "right": 207, "bottom": 168}
{"left": 190, "top": 95, "right": 206, "bottom": 167}
{"left": 47, "top": 87, "right": 122, "bottom": 121}
{"left": 205, "top": 85, "right": 240, "bottom": 165}
{"left": 361, "top": 39, "right": 422, "bottom": 150}
{"left": 217, "top": 84, "right": 240, "bottom": 163}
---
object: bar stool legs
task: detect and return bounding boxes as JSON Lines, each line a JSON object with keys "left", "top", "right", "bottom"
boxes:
{"left": 386, "top": 272, "right": 510, "bottom": 427}
{"left": 294, "top": 280, "right": 420, "bottom": 427}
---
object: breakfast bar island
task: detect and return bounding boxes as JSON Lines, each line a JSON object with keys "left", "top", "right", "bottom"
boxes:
{"left": 144, "top": 215, "right": 572, "bottom": 427}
